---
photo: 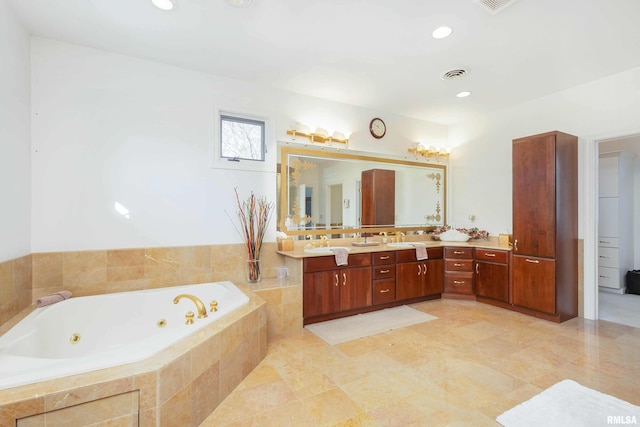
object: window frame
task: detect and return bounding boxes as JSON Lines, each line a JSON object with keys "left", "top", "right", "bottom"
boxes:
{"left": 212, "top": 108, "right": 274, "bottom": 172}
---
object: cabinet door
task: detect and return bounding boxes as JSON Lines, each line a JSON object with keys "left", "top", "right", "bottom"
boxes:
{"left": 396, "top": 261, "right": 422, "bottom": 300}
{"left": 512, "top": 134, "right": 556, "bottom": 258}
{"left": 340, "top": 267, "right": 372, "bottom": 311}
{"left": 475, "top": 261, "right": 508, "bottom": 302}
{"left": 512, "top": 255, "right": 556, "bottom": 314}
{"left": 303, "top": 270, "right": 340, "bottom": 317}
{"left": 424, "top": 259, "right": 444, "bottom": 295}
{"left": 598, "top": 197, "right": 619, "bottom": 238}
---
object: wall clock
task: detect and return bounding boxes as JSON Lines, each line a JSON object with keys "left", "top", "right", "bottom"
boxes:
{"left": 369, "top": 117, "right": 386, "bottom": 139}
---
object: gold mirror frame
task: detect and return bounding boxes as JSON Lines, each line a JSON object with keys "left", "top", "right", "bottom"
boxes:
{"left": 278, "top": 144, "right": 447, "bottom": 236}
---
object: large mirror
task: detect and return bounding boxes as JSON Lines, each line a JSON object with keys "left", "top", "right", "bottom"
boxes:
{"left": 278, "top": 144, "right": 447, "bottom": 236}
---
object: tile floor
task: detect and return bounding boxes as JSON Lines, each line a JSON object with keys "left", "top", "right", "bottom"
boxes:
{"left": 202, "top": 299, "right": 640, "bottom": 426}
{"left": 599, "top": 291, "right": 640, "bottom": 328}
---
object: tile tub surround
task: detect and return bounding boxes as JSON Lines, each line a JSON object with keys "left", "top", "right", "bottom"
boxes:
{"left": 0, "top": 254, "right": 32, "bottom": 327}
{"left": 0, "top": 287, "right": 267, "bottom": 426}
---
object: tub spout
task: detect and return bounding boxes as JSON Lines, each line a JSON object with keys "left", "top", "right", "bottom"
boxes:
{"left": 173, "top": 294, "right": 208, "bottom": 319}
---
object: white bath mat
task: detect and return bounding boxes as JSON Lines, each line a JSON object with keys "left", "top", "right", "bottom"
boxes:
{"left": 497, "top": 379, "right": 640, "bottom": 427}
{"left": 305, "top": 305, "right": 437, "bottom": 345}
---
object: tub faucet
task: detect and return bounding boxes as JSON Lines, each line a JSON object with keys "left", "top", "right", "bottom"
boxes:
{"left": 173, "top": 294, "right": 208, "bottom": 319}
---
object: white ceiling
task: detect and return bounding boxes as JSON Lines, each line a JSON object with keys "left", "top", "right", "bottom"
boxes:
{"left": 8, "top": 0, "right": 640, "bottom": 125}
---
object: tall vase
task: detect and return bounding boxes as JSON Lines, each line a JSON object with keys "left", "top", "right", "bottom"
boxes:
{"left": 246, "top": 259, "right": 261, "bottom": 283}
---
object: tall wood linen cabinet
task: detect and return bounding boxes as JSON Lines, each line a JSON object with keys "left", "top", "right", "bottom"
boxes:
{"left": 512, "top": 131, "right": 578, "bottom": 322}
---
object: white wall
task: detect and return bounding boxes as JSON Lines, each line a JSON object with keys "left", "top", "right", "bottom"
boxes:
{"left": 449, "top": 66, "right": 640, "bottom": 319}
{"left": 0, "top": 0, "right": 31, "bottom": 262}
{"left": 29, "top": 38, "right": 448, "bottom": 253}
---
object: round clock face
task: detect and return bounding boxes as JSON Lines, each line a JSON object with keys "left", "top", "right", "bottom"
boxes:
{"left": 369, "top": 118, "right": 386, "bottom": 139}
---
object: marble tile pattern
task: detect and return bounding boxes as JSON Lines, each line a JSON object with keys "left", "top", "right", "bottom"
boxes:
{"left": 203, "top": 298, "right": 640, "bottom": 427}
{"left": 0, "top": 290, "right": 268, "bottom": 427}
{"left": 0, "top": 254, "right": 32, "bottom": 326}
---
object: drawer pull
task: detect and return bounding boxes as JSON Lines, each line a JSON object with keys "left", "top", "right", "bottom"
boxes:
{"left": 335, "top": 274, "right": 339, "bottom": 287}
{"left": 525, "top": 259, "right": 539, "bottom": 264}
{"left": 485, "top": 253, "right": 496, "bottom": 257}
{"left": 342, "top": 273, "right": 347, "bottom": 286}
{"left": 380, "top": 256, "right": 390, "bottom": 260}
{"left": 475, "top": 264, "right": 479, "bottom": 274}
{"left": 453, "top": 251, "right": 464, "bottom": 255}
{"left": 454, "top": 263, "right": 464, "bottom": 267}
{"left": 453, "top": 280, "right": 465, "bottom": 284}
{"left": 417, "top": 264, "right": 421, "bottom": 275}
{"left": 380, "top": 269, "right": 390, "bottom": 274}
{"left": 379, "top": 289, "right": 390, "bottom": 293}
{"left": 599, "top": 275, "right": 610, "bottom": 279}
{"left": 423, "top": 264, "right": 427, "bottom": 274}
{"left": 599, "top": 255, "right": 611, "bottom": 259}
{"left": 599, "top": 240, "right": 610, "bottom": 244}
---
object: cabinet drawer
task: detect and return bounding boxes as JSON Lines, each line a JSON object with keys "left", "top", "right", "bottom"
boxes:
{"left": 444, "top": 272, "right": 473, "bottom": 294}
{"left": 597, "top": 237, "right": 619, "bottom": 248}
{"left": 373, "top": 251, "right": 395, "bottom": 265}
{"left": 444, "top": 259, "right": 473, "bottom": 272}
{"left": 396, "top": 247, "right": 443, "bottom": 262}
{"left": 598, "top": 247, "right": 619, "bottom": 268}
{"left": 474, "top": 249, "right": 508, "bottom": 264}
{"left": 304, "top": 253, "right": 371, "bottom": 273}
{"left": 373, "top": 279, "right": 396, "bottom": 305}
{"left": 444, "top": 247, "right": 473, "bottom": 259}
{"left": 598, "top": 266, "right": 623, "bottom": 289}
{"left": 373, "top": 265, "right": 396, "bottom": 279}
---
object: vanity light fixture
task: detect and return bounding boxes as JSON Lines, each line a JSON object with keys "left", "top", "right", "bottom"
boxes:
{"left": 456, "top": 91, "right": 472, "bottom": 98}
{"left": 152, "top": 0, "right": 177, "bottom": 10}
{"left": 408, "top": 143, "right": 451, "bottom": 162}
{"left": 432, "top": 26, "right": 453, "bottom": 39}
{"left": 286, "top": 123, "right": 349, "bottom": 147}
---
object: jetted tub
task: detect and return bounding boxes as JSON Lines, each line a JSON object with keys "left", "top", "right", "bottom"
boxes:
{"left": 0, "top": 281, "right": 249, "bottom": 390}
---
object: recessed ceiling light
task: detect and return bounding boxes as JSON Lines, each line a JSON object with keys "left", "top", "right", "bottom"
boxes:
{"left": 432, "top": 26, "right": 453, "bottom": 39}
{"left": 456, "top": 91, "right": 472, "bottom": 98}
{"left": 224, "top": 0, "right": 256, "bottom": 7}
{"left": 152, "top": 0, "right": 177, "bottom": 11}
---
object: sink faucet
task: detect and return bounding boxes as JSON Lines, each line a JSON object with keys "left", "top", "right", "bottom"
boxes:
{"left": 320, "top": 235, "right": 330, "bottom": 247}
{"left": 173, "top": 294, "right": 208, "bottom": 318}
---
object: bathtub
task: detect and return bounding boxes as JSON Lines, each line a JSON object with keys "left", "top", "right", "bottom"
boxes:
{"left": 0, "top": 281, "right": 249, "bottom": 390}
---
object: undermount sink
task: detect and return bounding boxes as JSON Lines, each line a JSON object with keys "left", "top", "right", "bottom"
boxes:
{"left": 304, "top": 246, "right": 351, "bottom": 254}
{"left": 386, "top": 243, "right": 414, "bottom": 248}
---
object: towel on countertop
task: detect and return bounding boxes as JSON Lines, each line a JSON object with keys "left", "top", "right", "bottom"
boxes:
{"left": 36, "top": 291, "right": 72, "bottom": 308}
{"left": 410, "top": 243, "right": 429, "bottom": 260}
{"left": 330, "top": 247, "right": 349, "bottom": 266}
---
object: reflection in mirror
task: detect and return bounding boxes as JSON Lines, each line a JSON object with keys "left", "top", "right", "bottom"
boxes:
{"left": 278, "top": 144, "right": 446, "bottom": 236}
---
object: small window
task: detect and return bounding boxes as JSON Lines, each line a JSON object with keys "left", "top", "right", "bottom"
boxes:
{"left": 220, "top": 114, "right": 265, "bottom": 162}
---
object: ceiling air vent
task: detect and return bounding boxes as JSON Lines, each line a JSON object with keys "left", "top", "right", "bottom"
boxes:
{"left": 474, "top": 0, "right": 519, "bottom": 15}
{"left": 441, "top": 68, "right": 469, "bottom": 81}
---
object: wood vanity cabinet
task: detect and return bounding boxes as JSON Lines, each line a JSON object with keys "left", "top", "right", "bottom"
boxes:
{"left": 511, "top": 131, "right": 578, "bottom": 322}
{"left": 474, "top": 248, "right": 509, "bottom": 304}
{"left": 303, "top": 253, "right": 372, "bottom": 324}
{"left": 443, "top": 247, "right": 474, "bottom": 299}
{"left": 395, "top": 248, "right": 444, "bottom": 301}
{"left": 372, "top": 251, "right": 396, "bottom": 305}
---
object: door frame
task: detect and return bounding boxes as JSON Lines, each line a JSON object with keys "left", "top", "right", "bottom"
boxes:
{"left": 584, "top": 129, "right": 640, "bottom": 320}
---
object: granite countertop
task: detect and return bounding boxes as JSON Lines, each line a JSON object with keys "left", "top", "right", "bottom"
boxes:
{"left": 277, "top": 236, "right": 511, "bottom": 259}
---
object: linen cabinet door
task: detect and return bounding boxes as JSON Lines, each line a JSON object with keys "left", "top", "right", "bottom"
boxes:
{"left": 512, "top": 134, "right": 556, "bottom": 258}
{"left": 512, "top": 255, "right": 556, "bottom": 314}
{"left": 303, "top": 270, "right": 340, "bottom": 317}
{"left": 340, "top": 266, "right": 372, "bottom": 311}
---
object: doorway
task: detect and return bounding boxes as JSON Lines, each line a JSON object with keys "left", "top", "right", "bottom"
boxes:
{"left": 595, "top": 135, "right": 640, "bottom": 328}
